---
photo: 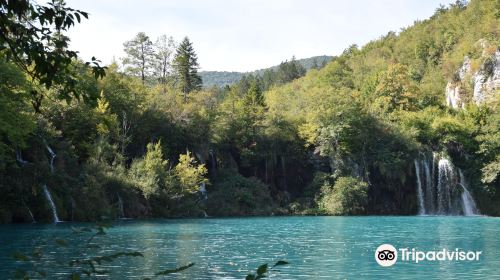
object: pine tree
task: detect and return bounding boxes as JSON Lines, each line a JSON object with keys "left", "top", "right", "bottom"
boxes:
{"left": 173, "top": 37, "right": 202, "bottom": 96}
{"left": 122, "top": 32, "right": 154, "bottom": 83}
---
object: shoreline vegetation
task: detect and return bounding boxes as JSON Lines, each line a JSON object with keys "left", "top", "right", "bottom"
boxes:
{"left": 1, "top": 0, "right": 500, "bottom": 224}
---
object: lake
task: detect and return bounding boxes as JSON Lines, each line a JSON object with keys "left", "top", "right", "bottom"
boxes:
{"left": 0, "top": 216, "right": 499, "bottom": 279}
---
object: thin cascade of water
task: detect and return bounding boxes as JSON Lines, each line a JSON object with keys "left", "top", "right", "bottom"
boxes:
{"left": 414, "top": 160, "right": 425, "bottom": 215}
{"left": 42, "top": 184, "right": 60, "bottom": 223}
{"left": 46, "top": 144, "right": 56, "bottom": 173}
{"left": 199, "top": 182, "right": 208, "bottom": 200}
{"left": 16, "top": 150, "right": 28, "bottom": 165}
{"left": 423, "top": 156, "right": 434, "bottom": 214}
{"left": 27, "top": 207, "right": 36, "bottom": 223}
{"left": 459, "top": 171, "right": 480, "bottom": 216}
{"left": 117, "top": 194, "right": 125, "bottom": 219}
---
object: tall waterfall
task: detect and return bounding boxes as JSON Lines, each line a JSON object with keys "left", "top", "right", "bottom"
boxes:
{"left": 43, "top": 143, "right": 61, "bottom": 222}
{"left": 413, "top": 160, "right": 425, "bottom": 215}
{"left": 414, "top": 154, "right": 480, "bottom": 216}
{"left": 437, "top": 159, "right": 454, "bottom": 214}
{"left": 42, "top": 185, "right": 60, "bottom": 223}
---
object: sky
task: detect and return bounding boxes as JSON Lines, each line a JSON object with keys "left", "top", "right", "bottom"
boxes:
{"left": 66, "top": 0, "right": 456, "bottom": 72}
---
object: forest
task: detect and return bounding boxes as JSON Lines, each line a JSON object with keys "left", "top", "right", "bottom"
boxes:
{"left": 0, "top": 0, "right": 499, "bottom": 223}
{"left": 199, "top": 55, "right": 333, "bottom": 87}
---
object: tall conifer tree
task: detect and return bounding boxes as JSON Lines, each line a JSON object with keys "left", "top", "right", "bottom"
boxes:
{"left": 173, "top": 37, "right": 202, "bottom": 96}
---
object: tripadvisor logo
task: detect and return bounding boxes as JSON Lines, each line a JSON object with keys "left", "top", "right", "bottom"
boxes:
{"left": 375, "top": 244, "right": 398, "bottom": 267}
{"left": 375, "top": 244, "right": 482, "bottom": 267}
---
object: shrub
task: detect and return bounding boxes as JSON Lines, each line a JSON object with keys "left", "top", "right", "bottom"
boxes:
{"left": 318, "top": 176, "right": 368, "bottom": 215}
{"left": 206, "top": 169, "right": 275, "bottom": 216}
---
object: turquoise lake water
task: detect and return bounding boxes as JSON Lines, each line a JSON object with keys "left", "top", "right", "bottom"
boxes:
{"left": 0, "top": 216, "right": 499, "bottom": 279}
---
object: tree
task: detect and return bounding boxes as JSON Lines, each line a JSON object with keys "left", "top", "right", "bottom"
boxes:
{"left": 130, "top": 141, "right": 170, "bottom": 199}
{"left": 153, "top": 35, "right": 176, "bottom": 84}
{"left": 122, "top": 32, "right": 154, "bottom": 83}
{"left": 477, "top": 97, "right": 500, "bottom": 184}
{"left": 242, "top": 80, "right": 266, "bottom": 143}
{"left": 174, "top": 151, "right": 207, "bottom": 195}
{"left": 276, "top": 56, "right": 306, "bottom": 84}
{"left": 173, "top": 37, "right": 202, "bottom": 96}
{"left": 0, "top": 59, "right": 35, "bottom": 165}
{"left": 318, "top": 176, "right": 368, "bottom": 215}
{"left": 374, "top": 64, "right": 419, "bottom": 112}
{"left": 0, "top": 0, "right": 106, "bottom": 112}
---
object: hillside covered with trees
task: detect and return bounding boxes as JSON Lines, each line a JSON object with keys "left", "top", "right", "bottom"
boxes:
{"left": 0, "top": 0, "right": 499, "bottom": 223}
{"left": 200, "top": 55, "right": 333, "bottom": 87}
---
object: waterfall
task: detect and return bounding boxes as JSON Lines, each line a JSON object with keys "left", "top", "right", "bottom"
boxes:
{"left": 414, "top": 160, "right": 425, "bottom": 215}
{"left": 437, "top": 159, "right": 454, "bottom": 214}
{"left": 16, "top": 150, "right": 28, "bottom": 165}
{"left": 45, "top": 144, "right": 56, "bottom": 173}
{"left": 199, "top": 182, "right": 208, "bottom": 200}
{"left": 43, "top": 143, "right": 60, "bottom": 222}
{"left": 27, "top": 207, "right": 36, "bottom": 223}
{"left": 117, "top": 194, "right": 125, "bottom": 219}
{"left": 42, "top": 185, "right": 60, "bottom": 223}
{"left": 423, "top": 155, "right": 434, "bottom": 214}
{"left": 459, "top": 171, "right": 479, "bottom": 216}
{"left": 414, "top": 153, "right": 480, "bottom": 216}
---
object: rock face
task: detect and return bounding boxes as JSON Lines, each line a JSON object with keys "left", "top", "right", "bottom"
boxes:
{"left": 445, "top": 81, "right": 464, "bottom": 109}
{"left": 445, "top": 48, "right": 500, "bottom": 109}
{"left": 445, "top": 56, "right": 470, "bottom": 109}
{"left": 473, "top": 50, "right": 500, "bottom": 104}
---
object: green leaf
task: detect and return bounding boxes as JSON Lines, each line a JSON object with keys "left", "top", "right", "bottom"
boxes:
{"left": 155, "top": 263, "right": 195, "bottom": 276}
{"left": 71, "top": 273, "right": 80, "bottom": 280}
{"left": 246, "top": 275, "right": 256, "bottom": 280}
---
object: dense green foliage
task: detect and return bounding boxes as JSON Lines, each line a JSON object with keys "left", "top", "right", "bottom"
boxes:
{"left": 318, "top": 177, "right": 369, "bottom": 215}
{"left": 1, "top": 0, "right": 499, "bottom": 223}
{"left": 0, "top": 0, "right": 106, "bottom": 112}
